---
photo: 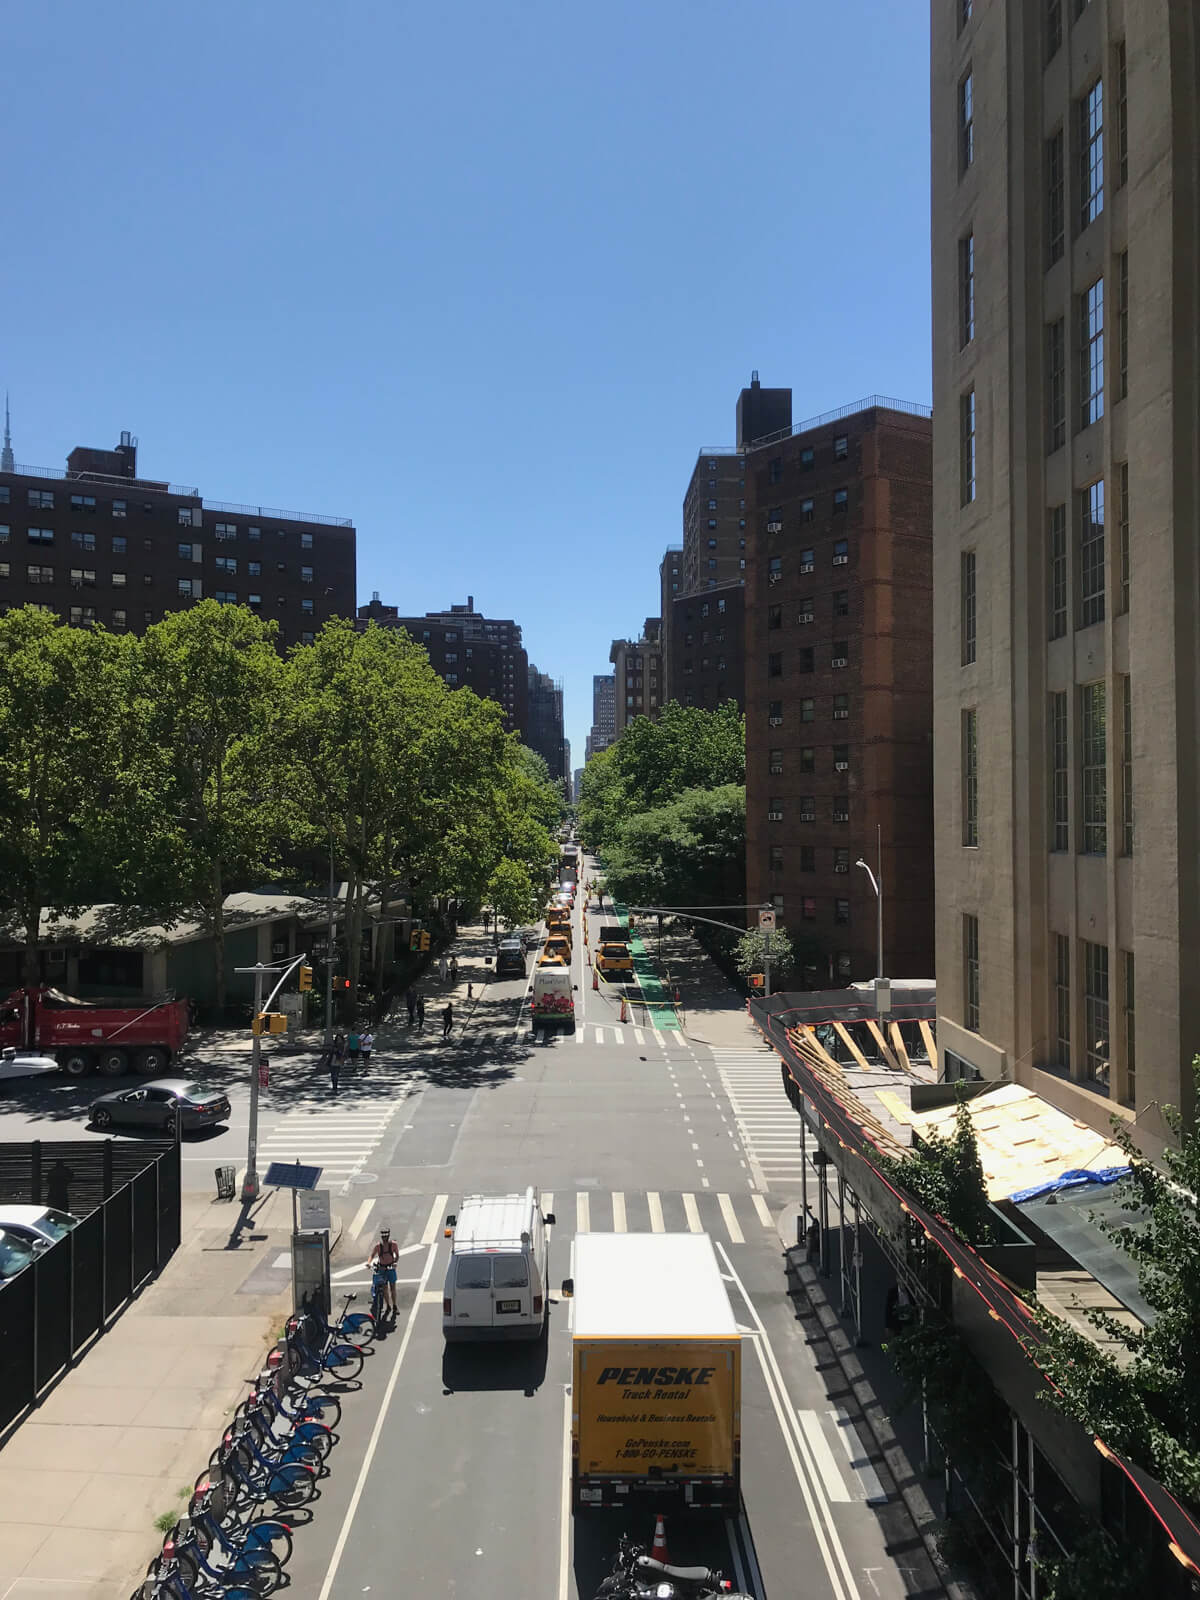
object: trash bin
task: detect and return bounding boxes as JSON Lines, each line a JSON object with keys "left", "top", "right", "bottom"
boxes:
{"left": 215, "top": 1164, "right": 237, "bottom": 1201}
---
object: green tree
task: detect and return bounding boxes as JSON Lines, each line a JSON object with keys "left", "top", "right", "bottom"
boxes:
{"left": 577, "top": 746, "right": 627, "bottom": 855}
{"left": 129, "top": 602, "right": 285, "bottom": 1011}
{"left": 734, "top": 925, "right": 796, "bottom": 989}
{"left": 613, "top": 701, "right": 745, "bottom": 811}
{"left": 0, "top": 607, "right": 129, "bottom": 978}
{"left": 603, "top": 784, "right": 746, "bottom": 912}
{"left": 879, "top": 1095, "right": 995, "bottom": 1246}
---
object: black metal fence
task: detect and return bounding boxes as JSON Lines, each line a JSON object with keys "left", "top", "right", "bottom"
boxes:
{"left": 0, "top": 1139, "right": 181, "bottom": 1436}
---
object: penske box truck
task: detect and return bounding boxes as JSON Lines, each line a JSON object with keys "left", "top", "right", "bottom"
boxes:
{"left": 564, "top": 1232, "right": 741, "bottom": 1513}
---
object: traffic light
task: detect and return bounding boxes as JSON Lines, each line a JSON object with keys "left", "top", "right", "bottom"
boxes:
{"left": 749, "top": 974, "right": 765, "bottom": 990}
{"left": 298, "top": 964, "right": 313, "bottom": 993}
{"left": 419, "top": 931, "right": 431, "bottom": 952}
{"left": 410, "top": 931, "right": 421, "bottom": 952}
{"left": 252, "top": 1012, "right": 289, "bottom": 1035}
{"left": 333, "top": 977, "right": 350, "bottom": 991}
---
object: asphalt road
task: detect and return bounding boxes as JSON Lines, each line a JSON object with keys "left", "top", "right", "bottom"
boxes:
{"left": 0, "top": 868, "right": 944, "bottom": 1598}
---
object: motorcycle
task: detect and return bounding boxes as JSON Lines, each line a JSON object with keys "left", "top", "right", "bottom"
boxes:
{"left": 594, "top": 1534, "right": 754, "bottom": 1599}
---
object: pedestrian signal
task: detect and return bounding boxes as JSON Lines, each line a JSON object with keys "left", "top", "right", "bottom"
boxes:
{"left": 298, "top": 965, "right": 313, "bottom": 992}
{"left": 419, "top": 931, "right": 431, "bottom": 952}
{"left": 252, "top": 1012, "right": 289, "bottom": 1035}
{"left": 749, "top": 974, "right": 765, "bottom": 989}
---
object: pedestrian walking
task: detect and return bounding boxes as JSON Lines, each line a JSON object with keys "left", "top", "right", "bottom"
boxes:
{"left": 806, "top": 1216, "right": 821, "bottom": 1265}
{"left": 439, "top": 954, "right": 448, "bottom": 984}
{"left": 416, "top": 992, "right": 426, "bottom": 1032}
{"left": 482, "top": 909, "right": 490, "bottom": 933}
{"left": 406, "top": 988, "right": 417, "bottom": 1026}
{"left": 442, "top": 1002, "right": 454, "bottom": 1040}
{"left": 347, "top": 1027, "right": 361, "bottom": 1063}
{"left": 325, "top": 1046, "right": 340, "bottom": 1095}
{"left": 45, "top": 1158, "right": 74, "bottom": 1214}
{"left": 333, "top": 1031, "right": 347, "bottom": 1065}
{"left": 449, "top": 954, "right": 459, "bottom": 984}
{"left": 360, "top": 1029, "right": 374, "bottom": 1067}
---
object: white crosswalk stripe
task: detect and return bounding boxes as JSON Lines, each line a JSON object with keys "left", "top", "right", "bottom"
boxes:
{"left": 256, "top": 1106, "right": 403, "bottom": 1194}
{"left": 706, "top": 1046, "right": 816, "bottom": 1191}
{"left": 544, "top": 1190, "right": 774, "bottom": 1247}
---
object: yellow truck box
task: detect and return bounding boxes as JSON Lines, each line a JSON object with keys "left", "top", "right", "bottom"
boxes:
{"left": 568, "top": 1232, "right": 740, "bottom": 1512}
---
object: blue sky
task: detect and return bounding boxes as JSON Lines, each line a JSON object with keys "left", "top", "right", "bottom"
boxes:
{"left": 5, "top": 1, "right": 931, "bottom": 767}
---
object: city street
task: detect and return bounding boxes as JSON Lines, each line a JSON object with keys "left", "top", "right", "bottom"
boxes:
{"left": 0, "top": 874, "right": 942, "bottom": 1600}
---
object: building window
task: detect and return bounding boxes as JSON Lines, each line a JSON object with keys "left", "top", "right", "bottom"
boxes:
{"left": 27, "top": 489, "right": 54, "bottom": 510}
{"left": 835, "top": 898, "right": 850, "bottom": 925}
{"left": 800, "top": 549, "right": 814, "bottom": 573}
{"left": 717, "top": 597, "right": 726, "bottom": 613}
{"left": 800, "top": 698, "right": 815, "bottom": 723}
{"left": 797, "top": 598, "right": 814, "bottom": 623}
{"left": 1046, "top": 318, "right": 1066, "bottom": 451}
{"left": 832, "top": 640, "right": 848, "bottom": 668}
{"left": 833, "top": 744, "right": 849, "bottom": 772}
{"left": 178, "top": 578, "right": 194, "bottom": 599}
{"left": 799, "top": 746, "right": 815, "bottom": 773}
{"left": 833, "top": 796, "right": 850, "bottom": 823}
{"left": 215, "top": 555, "right": 237, "bottom": 574}
{"left": 1121, "top": 675, "right": 1133, "bottom": 856}
{"left": 111, "top": 570, "right": 126, "bottom": 587}
{"left": 961, "top": 550, "right": 977, "bottom": 665}
{"left": 833, "top": 489, "right": 848, "bottom": 516}
{"left": 248, "top": 526, "right": 261, "bottom": 541}
{"left": 68, "top": 606, "right": 97, "bottom": 625}
{"left": 832, "top": 539, "right": 848, "bottom": 566}
{"left": 768, "top": 604, "right": 782, "bottom": 630}
{"left": 69, "top": 568, "right": 96, "bottom": 588}
{"left": 178, "top": 508, "right": 194, "bottom": 526}
{"left": 0, "top": 487, "right": 7, "bottom": 504}
{"left": 1050, "top": 690, "right": 1069, "bottom": 851}
{"left": 962, "top": 708, "right": 979, "bottom": 845}
{"left": 960, "top": 389, "right": 977, "bottom": 504}
{"left": 833, "top": 434, "right": 849, "bottom": 460}
{"left": 768, "top": 457, "right": 783, "bottom": 485}
{"left": 1079, "top": 79, "right": 1104, "bottom": 231}
{"left": 833, "top": 694, "right": 849, "bottom": 720}
{"left": 964, "top": 914, "right": 980, "bottom": 1031}
{"left": 768, "top": 797, "right": 784, "bottom": 823}
{"left": 300, "top": 532, "right": 314, "bottom": 549}
{"left": 25, "top": 564, "right": 54, "bottom": 585}
{"left": 248, "top": 594, "right": 262, "bottom": 609}
{"left": 178, "top": 542, "right": 193, "bottom": 561}
{"left": 71, "top": 531, "right": 96, "bottom": 551}
{"left": 959, "top": 70, "right": 974, "bottom": 173}
{"left": 1079, "top": 278, "right": 1104, "bottom": 429}
{"left": 799, "top": 795, "right": 815, "bottom": 822}
{"left": 1048, "top": 505, "right": 1067, "bottom": 638}
{"left": 248, "top": 560, "right": 262, "bottom": 578}
{"left": 111, "top": 608, "right": 127, "bottom": 630}
{"left": 800, "top": 498, "right": 815, "bottom": 523}
{"left": 801, "top": 897, "right": 817, "bottom": 921}
{"left": 1117, "top": 251, "right": 1128, "bottom": 399}
{"left": 1114, "top": 41, "right": 1128, "bottom": 188}
{"left": 768, "top": 652, "right": 783, "bottom": 677}
{"left": 769, "top": 748, "right": 784, "bottom": 775}
{"left": 768, "top": 556, "right": 783, "bottom": 582}
{"left": 832, "top": 589, "right": 848, "bottom": 619}
{"left": 800, "top": 447, "right": 814, "bottom": 472}
{"left": 112, "top": 535, "right": 126, "bottom": 555}
{"left": 1046, "top": 128, "right": 1065, "bottom": 265}
{"left": 0, "top": 561, "right": 7, "bottom": 578}
{"left": 1047, "top": 0, "right": 1062, "bottom": 59}
{"left": 214, "top": 590, "right": 237, "bottom": 604}
{"left": 1080, "top": 680, "right": 1107, "bottom": 855}
{"left": 1118, "top": 463, "right": 1129, "bottom": 613}
{"left": 959, "top": 233, "right": 975, "bottom": 346}
{"left": 770, "top": 846, "right": 784, "bottom": 873}
{"left": 214, "top": 523, "right": 237, "bottom": 540}
{"left": 1054, "top": 933, "right": 1071, "bottom": 1068}
{"left": 707, "top": 538, "right": 718, "bottom": 549}
{"left": 834, "top": 847, "right": 850, "bottom": 873}
{"left": 112, "top": 499, "right": 126, "bottom": 518}
{"left": 300, "top": 566, "right": 313, "bottom": 583}
{"left": 445, "top": 652, "right": 457, "bottom": 664}
{"left": 28, "top": 527, "right": 54, "bottom": 544}
{"left": 800, "top": 845, "right": 816, "bottom": 872}
{"left": 799, "top": 647, "right": 814, "bottom": 674}
{"left": 1122, "top": 950, "right": 1135, "bottom": 1104}
{"left": 1079, "top": 479, "right": 1105, "bottom": 627}
{"left": 70, "top": 494, "right": 96, "bottom": 513}
{"left": 1082, "top": 940, "right": 1109, "bottom": 1086}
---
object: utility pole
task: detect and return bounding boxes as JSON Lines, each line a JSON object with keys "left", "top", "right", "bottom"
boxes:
{"left": 243, "top": 963, "right": 266, "bottom": 1202}
{"left": 764, "top": 929, "right": 772, "bottom": 999}
{"left": 876, "top": 822, "right": 883, "bottom": 984}
{"left": 324, "top": 837, "right": 336, "bottom": 1048}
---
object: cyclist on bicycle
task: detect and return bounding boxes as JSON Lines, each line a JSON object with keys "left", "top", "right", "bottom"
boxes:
{"left": 368, "top": 1226, "right": 400, "bottom": 1317}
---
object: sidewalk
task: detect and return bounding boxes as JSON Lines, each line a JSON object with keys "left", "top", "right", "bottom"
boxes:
{"left": 616, "top": 919, "right": 761, "bottom": 1051}
{"left": 0, "top": 1187, "right": 296, "bottom": 1600}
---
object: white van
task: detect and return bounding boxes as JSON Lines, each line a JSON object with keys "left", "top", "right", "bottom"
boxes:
{"left": 442, "top": 1188, "right": 556, "bottom": 1342}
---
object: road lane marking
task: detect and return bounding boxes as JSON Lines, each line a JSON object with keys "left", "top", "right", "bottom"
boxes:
{"left": 421, "top": 1194, "right": 448, "bottom": 1246}
{"left": 752, "top": 1193, "right": 774, "bottom": 1229}
{"left": 831, "top": 1405, "right": 888, "bottom": 1504}
{"left": 796, "top": 1410, "right": 852, "bottom": 1501}
{"left": 558, "top": 1385, "right": 573, "bottom": 1600}
{"left": 718, "top": 1193, "right": 744, "bottom": 1244}
{"left": 683, "top": 1193, "right": 702, "bottom": 1232}
{"left": 611, "top": 1191, "right": 627, "bottom": 1232}
{"left": 634, "top": 1028, "right": 644, "bottom": 1044}
{"left": 575, "top": 1027, "right": 585, "bottom": 1044}
{"left": 576, "top": 1192, "right": 590, "bottom": 1233}
{"left": 647, "top": 1191, "right": 665, "bottom": 1232}
{"left": 315, "top": 1239, "right": 439, "bottom": 1600}
{"left": 716, "top": 1241, "right": 859, "bottom": 1600}
{"left": 613, "top": 1026, "right": 624, "bottom": 1044}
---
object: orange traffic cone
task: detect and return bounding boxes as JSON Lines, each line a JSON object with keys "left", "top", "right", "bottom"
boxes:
{"left": 650, "top": 1513, "right": 669, "bottom": 1564}
{"left": 592, "top": 968, "right": 599, "bottom": 991}
{"left": 620, "top": 998, "right": 628, "bottom": 1023}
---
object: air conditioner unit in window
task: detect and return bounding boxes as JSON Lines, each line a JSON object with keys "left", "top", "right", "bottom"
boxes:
{"left": 834, "top": 812, "right": 849, "bottom": 823}
{"left": 833, "top": 554, "right": 849, "bottom": 566}
{"left": 835, "top": 760, "right": 849, "bottom": 771}
{"left": 766, "top": 521, "right": 782, "bottom": 534}
{"left": 800, "top": 811, "right": 815, "bottom": 822}
{"left": 767, "top": 571, "right": 781, "bottom": 585}
{"left": 767, "top": 810, "right": 783, "bottom": 822}
{"left": 832, "top": 656, "right": 848, "bottom": 668}
{"left": 45, "top": 947, "right": 66, "bottom": 964}
{"left": 800, "top": 561, "right": 814, "bottom": 573}
{"left": 834, "top": 862, "right": 849, "bottom": 872}
{"left": 799, "top": 611, "right": 813, "bottom": 623}
{"left": 833, "top": 708, "right": 849, "bottom": 719}
{"left": 769, "top": 716, "right": 783, "bottom": 726}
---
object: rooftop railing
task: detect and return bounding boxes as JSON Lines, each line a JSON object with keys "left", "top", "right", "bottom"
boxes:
{"left": 5, "top": 462, "right": 353, "bottom": 526}
{"left": 699, "top": 394, "right": 935, "bottom": 456}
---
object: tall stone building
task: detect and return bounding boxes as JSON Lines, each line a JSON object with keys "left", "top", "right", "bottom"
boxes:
{"left": 609, "top": 621, "right": 663, "bottom": 735}
{"left": 527, "top": 664, "right": 566, "bottom": 784}
{"left": 587, "top": 672, "right": 616, "bottom": 759}
{"left": 744, "top": 400, "right": 934, "bottom": 985}
{"left": 931, "top": 0, "right": 1198, "bottom": 1145}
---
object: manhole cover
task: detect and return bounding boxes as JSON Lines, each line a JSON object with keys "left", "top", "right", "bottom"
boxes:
{"left": 350, "top": 1172, "right": 377, "bottom": 1184}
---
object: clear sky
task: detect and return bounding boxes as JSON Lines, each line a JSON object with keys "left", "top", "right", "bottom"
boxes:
{"left": 5, "top": 1, "right": 931, "bottom": 769}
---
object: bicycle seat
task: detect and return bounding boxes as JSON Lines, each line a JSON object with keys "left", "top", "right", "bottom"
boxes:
{"left": 635, "top": 1555, "right": 717, "bottom": 1582}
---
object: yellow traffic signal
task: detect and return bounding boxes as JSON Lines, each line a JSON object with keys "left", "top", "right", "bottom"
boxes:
{"left": 420, "top": 931, "right": 431, "bottom": 952}
{"left": 252, "top": 1012, "right": 289, "bottom": 1035}
{"left": 298, "top": 964, "right": 313, "bottom": 993}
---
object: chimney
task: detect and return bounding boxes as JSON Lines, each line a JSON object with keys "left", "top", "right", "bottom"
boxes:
{"left": 468, "top": 595, "right": 474, "bottom": 611}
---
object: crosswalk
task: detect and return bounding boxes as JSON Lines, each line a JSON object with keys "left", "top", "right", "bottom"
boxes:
{"left": 256, "top": 1102, "right": 402, "bottom": 1194}
{"left": 568, "top": 1023, "right": 682, "bottom": 1048}
{"left": 539, "top": 1187, "right": 774, "bottom": 1246}
{"left": 706, "top": 1046, "right": 813, "bottom": 1190}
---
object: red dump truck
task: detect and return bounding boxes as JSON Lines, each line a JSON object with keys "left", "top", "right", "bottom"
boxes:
{"left": 0, "top": 986, "right": 190, "bottom": 1077}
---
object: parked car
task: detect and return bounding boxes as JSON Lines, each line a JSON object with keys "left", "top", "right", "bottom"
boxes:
{"left": 88, "top": 1079, "right": 231, "bottom": 1134}
{"left": 0, "top": 1228, "right": 36, "bottom": 1281}
{"left": 0, "top": 1205, "right": 80, "bottom": 1252}
{"left": 0, "top": 1046, "right": 60, "bottom": 1082}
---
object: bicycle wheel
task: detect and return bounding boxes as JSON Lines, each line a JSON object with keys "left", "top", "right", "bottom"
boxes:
{"left": 323, "top": 1344, "right": 364, "bottom": 1382}
{"left": 218, "top": 1544, "right": 283, "bottom": 1595}
{"left": 279, "top": 1388, "right": 342, "bottom": 1431}
{"left": 340, "top": 1309, "right": 376, "bottom": 1345}
{"left": 265, "top": 1461, "right": 317, "bottom": 1509}
{"left": 239, "top": 1517, "right": 294, "bottom": 1568}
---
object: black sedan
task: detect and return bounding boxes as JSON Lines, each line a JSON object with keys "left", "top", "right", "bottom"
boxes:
{"left": 88, "top": 1078, "right": 230, "bottom": 1134}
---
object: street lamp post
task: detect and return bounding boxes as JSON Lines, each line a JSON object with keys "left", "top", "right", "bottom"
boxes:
{"left": 855, "top": 823, "right": 884, "bottom": 982}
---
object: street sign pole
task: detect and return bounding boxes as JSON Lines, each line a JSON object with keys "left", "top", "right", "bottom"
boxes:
{"left": 324, "top": 837, "right": 336, "bottom": 1049}
{"left": 764, "top": 930, "right": 772, "bottom": 999}
{"left": 243, "top": 963, "right": 265, "bottom": 1202}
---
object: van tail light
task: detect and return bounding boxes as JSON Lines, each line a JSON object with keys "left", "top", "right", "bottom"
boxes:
{"left": 443, "top": 1297, "right": 452, "bottom": 1316}
{"left": 533, "top": 1295, "right": 543, "bottom": 1315}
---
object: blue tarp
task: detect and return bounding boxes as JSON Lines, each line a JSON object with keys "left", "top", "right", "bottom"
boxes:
{"left": 1008, "top": 1165, "right": 1131, "bottom": 1204}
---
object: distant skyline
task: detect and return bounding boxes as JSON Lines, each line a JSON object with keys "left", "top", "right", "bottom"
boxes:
{"left": 5, "top": 1, "right": 931, "bottom": 762}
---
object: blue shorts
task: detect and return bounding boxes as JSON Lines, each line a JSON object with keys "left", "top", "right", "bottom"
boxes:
{"left": 376, "top": 1266, "right": 397, "bottom": 1285}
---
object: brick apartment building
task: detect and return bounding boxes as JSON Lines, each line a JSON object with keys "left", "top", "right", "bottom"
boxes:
{"left": 355, "top": 593, "right": 529, "bottom": 737}
{"left": 0, "top": 429, "right": 355, "bottom": 643}
{"left": 744, "top": 399, "right": 934, "bottom": 984}
{"left": 610, "top": 620, "right": 663, "bottom": 736}
{"left": 669, "top": 581, "right": 745, "bottom": 712}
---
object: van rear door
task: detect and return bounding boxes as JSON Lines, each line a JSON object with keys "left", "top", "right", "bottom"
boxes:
{"left": 452, "top": 1256, "right": 494, "bottom": 1329}
{"left": 492, "top": 1253, "right": 532, "bottom": 1323}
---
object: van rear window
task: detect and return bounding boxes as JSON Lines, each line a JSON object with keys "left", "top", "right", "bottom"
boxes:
{"left": 493, "top": 1255, "right": 529, "bottom": 1288}
{"left": 456, "top": 1258, "right": 492, "bottom": 1289}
